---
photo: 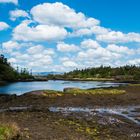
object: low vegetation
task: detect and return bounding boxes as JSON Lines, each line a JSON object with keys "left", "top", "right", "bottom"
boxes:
{"left": 43, "top": 90, "right": 64, "bottom": 97}
{"left": 64, "top": 88, "right": 126, "bottom": 95}
{"left": 41, "top": 88, "right": 126, "bottom": 97}
{"left": 0, "top": 123, "right": 20, "bottom": 140}
{"left": 128, "top": 83, "right": 140, "bottom": 87}
{"left": 57, "top": 118, "right": 110, "bottom": 139}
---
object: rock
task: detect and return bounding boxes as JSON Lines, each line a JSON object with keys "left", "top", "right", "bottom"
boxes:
{"left": 63, "top": 87, "right": 80, "bottom": 92}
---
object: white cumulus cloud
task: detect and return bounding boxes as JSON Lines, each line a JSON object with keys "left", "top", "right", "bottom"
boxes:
{"left": 96, "top": 31, "right": 140, "bottom": 43}
{"left": 13, "top": 20, "right": 67, "bottom": 42}
{"left": 10, "top": 9, "right": 29, "bottom": 21}
{"left": 0, "top": 0, "right": 18, "bottom": 5}
{"left": 81, "top": 39, "right": 101, "bottom": 49}
{"left": 2, "top": 40, "right": 21, "bottom": 53}
{"left": 107, "top": 44, "right": 135, "bottom": 55}
{"left": 70, "top": 26, "right": 110, "bottom": 37}
{"left": 30, "top": 2, "right": 99, "bottom": 29}
{"left": 57, "top": 42, "right": 79, "bottom": 52}
{"left": 7, "top": 43, "right": 54, "bottom": 69}
{"left": 0, "top": 22, "right": 9, "bottom": 31}
{"left": 63, "top": 60, "right": 78, "bottom": 67}
{"left": 128, "top": 59, "right": 140, "bottom": 65}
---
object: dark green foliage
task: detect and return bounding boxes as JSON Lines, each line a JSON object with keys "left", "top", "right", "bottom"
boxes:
{"left": 18, "top": 68, "right": 33, "bottom": 81}
{"left": 47, "top": 65, "right": 140, "bottom": 81}
{"left": 0, "top": 54, "right": 34, "bottom": 82}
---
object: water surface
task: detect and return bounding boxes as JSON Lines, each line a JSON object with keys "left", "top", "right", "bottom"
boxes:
{"left": 49, "top": 106, "right": 140, "bottom": 125}
{"left": 0, "top": 80, "right": 125, "bottom": 95}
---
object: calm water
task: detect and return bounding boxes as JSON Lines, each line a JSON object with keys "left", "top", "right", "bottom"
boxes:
{"left": 0, "top": 80, "right": 125, "bottom": 95}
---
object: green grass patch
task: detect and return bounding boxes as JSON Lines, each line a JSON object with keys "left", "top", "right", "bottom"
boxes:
{"left": 64, "top": 88, "right": 126, "bottom": 95}
{"left": 43, "top": 90, "right": 64, "bottom": 97}
{"left": 42, "top": 88, "right": 126, "bottom": 97}
{"left": 0, "top": 123, "right": 20, "bottom": 140}
{"left": 128, "top": 84, "right": 140, "bottom": 87}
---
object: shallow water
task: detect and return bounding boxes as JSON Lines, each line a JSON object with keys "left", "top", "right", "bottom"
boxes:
{"left": 0, "top": 105, "right": 139, "bottom": 125}
{"left": 49, "top": 106, "right": 140, "bottom": 125}
{"left": 0, "top": 80, "right": 125, "bottom": 95}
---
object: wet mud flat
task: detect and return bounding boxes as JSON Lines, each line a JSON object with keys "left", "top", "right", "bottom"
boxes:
{"left": 0, "top": 85, "right": 140, "bottom": 139}
{"left": 0, "top": 105, "right": 140, "bottom": 140}
{"left": 49, "top": 106, "right": 140, "bottom": 125}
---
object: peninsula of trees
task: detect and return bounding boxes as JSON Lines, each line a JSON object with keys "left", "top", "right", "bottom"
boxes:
{"left": 47, "top": 65, "right": 140, "bottom": 81}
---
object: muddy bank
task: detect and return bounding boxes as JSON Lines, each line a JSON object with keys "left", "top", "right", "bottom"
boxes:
{"left": 0, "top": 106, "right": 139, "bottom": 140}
{"left": 1, "top": 85, "right": 140, "bottom": 108}
{"left": 0, "top": 85, "right": 140, "bottom": 139}
{"left": 0, "top": 107, "right": 140, "bottom": 140}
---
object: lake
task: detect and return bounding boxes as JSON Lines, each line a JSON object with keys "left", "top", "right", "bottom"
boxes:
{"left": 0, "top": 80, "right": 125, "bottom": 95}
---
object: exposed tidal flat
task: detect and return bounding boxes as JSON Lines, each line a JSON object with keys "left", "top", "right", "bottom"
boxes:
{"left": 0, "top": 83, "right": 140, "bottom": 140}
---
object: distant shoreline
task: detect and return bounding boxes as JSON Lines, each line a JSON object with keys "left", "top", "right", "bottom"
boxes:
{"left": 1, "top": 78, "right": 140, "bottom": 87}
{"left": 47, "top": 77, "right": 140, "bottom": 84}
{"left": 0, "top": 78, "right": 48, "bottom": 86}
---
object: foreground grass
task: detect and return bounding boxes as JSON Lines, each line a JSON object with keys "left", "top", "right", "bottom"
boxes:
{"left": 0, "top": 123, "right": 20, "bottom": 140}
{"left": 42, "top": 88, "right": 126, "bottom": 97}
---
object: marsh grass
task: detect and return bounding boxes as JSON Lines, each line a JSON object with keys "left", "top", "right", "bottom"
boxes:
{"left": 42, "top": 88, "right": 126, "bottom": 97}
{"left": 57, "top": 118, "right": 110, "bottom": 139}
{"left": 64, "top": 88, "right": 126, "bottom": 95}
{"left": 43, "top": 90, "right": 64, "bottom": 97}
{"left": 128, "top": 84, "right": 140, "bottom": 87}
{"left": 0, "top": 123, "right": 20, "bottom": 140}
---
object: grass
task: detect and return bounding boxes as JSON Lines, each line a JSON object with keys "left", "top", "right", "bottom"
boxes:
{"left": 57, "top": 118, "right": 111, "bottom": 140}
{"left": 64, "top": 88, "right": 126, "bottom": 95}
{"left": 128, "top": 84, "right": 140, "bottom": 87}
{"left": 43, "top": 90, "right": 64, "bottom": 97}
{"left": 41, "top": 88, "right": 126, "bottom": 97}
{"left": 0, "top": 123, "right": 20, "bottom": 140}
{"left": 57, "top": 118, "right": 100, "bottom": 138}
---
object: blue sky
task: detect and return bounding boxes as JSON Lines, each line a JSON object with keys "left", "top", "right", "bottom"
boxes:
{"left": 0, "top": 0, "right": 140, "bottom": 72}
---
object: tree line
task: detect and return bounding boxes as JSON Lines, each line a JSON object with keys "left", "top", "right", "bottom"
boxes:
{"left": 47, "top": 65, "right": 140, "bottom": 81}
{"left": 0, "top": 54, "right": 34, "bottom": 82}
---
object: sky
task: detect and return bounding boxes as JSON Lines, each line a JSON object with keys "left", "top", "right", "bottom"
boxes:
{"left": 0, "top": 0, "right": 140, "bottom": 72}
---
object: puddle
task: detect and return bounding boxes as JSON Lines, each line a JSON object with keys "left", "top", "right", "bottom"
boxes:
{"left": 49, "top": 106, "right": 140, "bottom": 125}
